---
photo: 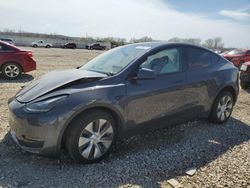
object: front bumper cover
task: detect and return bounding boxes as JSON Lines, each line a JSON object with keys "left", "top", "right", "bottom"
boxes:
{"left": 8, "top": 99, "right": 64, "bottom": 157}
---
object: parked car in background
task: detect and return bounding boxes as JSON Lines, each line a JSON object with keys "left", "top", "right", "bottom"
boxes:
{"left": 0, "top": 41, "right": 36, "bottom": 79}
{"left": 220, "top": 51, "right": 230, "bottom": 56}
{"left": 62, "top": 42, "right": 77, "bottom": 49}
{"left": 8, "top": 42, "right": 239, "bottom": 163}
{"left": 239, "top": 61, "right": 250, "bottom": 89}
{"left": 0, "top": 38, "right": 14, "bottom": 45}
{"left": 31, "top": 40, "right": 52, "bottom": 48}
{"left": 214, "top": 50, "right": 222, "bottom": 54}
{"left": 223, "top": 49, "right": 250, "bottom": 67}
{"left": 86, "top": 43, "right": 106, "bottom": 50}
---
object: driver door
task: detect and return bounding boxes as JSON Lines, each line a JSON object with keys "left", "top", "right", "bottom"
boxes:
{"left": 124, "top": 47, "right": 191, "bottom": 133}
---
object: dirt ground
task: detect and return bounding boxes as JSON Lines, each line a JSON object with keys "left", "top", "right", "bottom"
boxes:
{"left": 0, "top": 48, "right": 249, "bottom": 188}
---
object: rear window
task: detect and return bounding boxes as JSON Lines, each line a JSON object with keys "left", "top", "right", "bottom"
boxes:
{"left": 187, "top": 47, "right": 219, "bottom": 70}
{"left": 0, "top": 44, "right": 14, "bottom": 51}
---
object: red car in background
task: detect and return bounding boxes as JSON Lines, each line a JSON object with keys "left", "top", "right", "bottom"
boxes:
{"left": 223, "top": 49, "right": 250, "bottom": 68}
{"left": 0, "top": 41, "right": 36, "bottom": 79}
{"left": 240, "top": 61, "right": 250, "bottom": 89}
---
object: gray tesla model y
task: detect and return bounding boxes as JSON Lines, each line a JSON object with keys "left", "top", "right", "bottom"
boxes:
{"left": 8, "top": 42, "right": 239, "bottom": 163}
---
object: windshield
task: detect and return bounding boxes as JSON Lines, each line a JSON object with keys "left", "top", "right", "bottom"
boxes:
{"left": 227, "top": 49, "right": 246, "bottom": 55}
{"left": 80, "top": 44, "right": 154, "bottom": 75}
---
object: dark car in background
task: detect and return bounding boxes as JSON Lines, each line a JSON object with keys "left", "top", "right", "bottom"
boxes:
{"left": 0, "top": 41, "right": 36, "bottom": 79}
{"left": 0, "top": 38, "right": 14, "bottom": 45}
{"left": 62, "top": 42, "right": 77, "bottom": 49}
{"left": 86, "top": 43, "right": 106, "bottom": 50}
{"left": 8, "top": 42, "right": 238, "bottom": 163}
{"left": 223, "top": 49, "right": 250, "bottom": 67}
{"left": 239, "top": 61, "right": 250, "bottom": 89}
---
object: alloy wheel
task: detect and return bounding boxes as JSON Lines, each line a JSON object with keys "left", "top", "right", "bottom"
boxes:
{"left": 4, "top": 64, "right": 20, "bottom": 78}
{"left": 217, "top": 95, "right": 233, "bottom": 121}
{"left": 78, "top": 119, "right": 114, "bottom": 160}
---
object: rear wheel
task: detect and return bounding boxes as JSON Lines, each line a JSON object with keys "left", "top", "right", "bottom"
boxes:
{"left": 65, "top": 110, "right": 116, "bottom": 163}
{"left": 2, "top": 63, "right": 22, "bottom": 79}
{"left": 45, "top": 45, "right": 51, "bottom": 48}
{"left": 209, "top": 91, "right": 234, "bottom": 123}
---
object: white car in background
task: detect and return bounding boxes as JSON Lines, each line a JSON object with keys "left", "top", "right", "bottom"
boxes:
{"left": 31, "top": 40, "right": 52, "bottom": 48}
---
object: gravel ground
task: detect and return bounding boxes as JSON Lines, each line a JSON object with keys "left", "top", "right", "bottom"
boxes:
{"left": 0, "top": 48, "right": 249, "bottom": 188}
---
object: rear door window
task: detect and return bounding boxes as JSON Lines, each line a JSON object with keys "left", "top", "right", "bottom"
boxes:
{"left": 187, "top": 47, "right": 219, "bottom": 70}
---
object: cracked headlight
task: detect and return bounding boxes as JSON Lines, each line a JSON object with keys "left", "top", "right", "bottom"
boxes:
{"left": 24, "top": 95, "right": 68, "bottom": 113}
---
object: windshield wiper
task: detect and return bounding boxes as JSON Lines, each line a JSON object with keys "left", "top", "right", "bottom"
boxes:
{"left": 105, "top": 72, "right": 115, "bottom": 76}
{"left": 87, "top": 69, "right": 115, "bottom": 76}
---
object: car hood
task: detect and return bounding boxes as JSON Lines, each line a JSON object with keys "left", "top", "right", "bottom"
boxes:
{"left": 15, "top": 69, "right": 107, "bottom": 103}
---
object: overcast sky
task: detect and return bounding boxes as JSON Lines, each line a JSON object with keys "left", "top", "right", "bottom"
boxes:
{"left": 0, "top": 0, "right": 250, "bottom": 48}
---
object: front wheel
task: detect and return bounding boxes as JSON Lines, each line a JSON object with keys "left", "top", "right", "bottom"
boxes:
{"left": 209, "top": 91, "right": 234, "bottom": 123}
{"left": 65, "top": 110, "right": 116, "bottom": 163}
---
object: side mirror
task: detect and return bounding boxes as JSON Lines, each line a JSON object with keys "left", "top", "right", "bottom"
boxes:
{"left": 136, "top": 68, "right": 156, "bottom": 80}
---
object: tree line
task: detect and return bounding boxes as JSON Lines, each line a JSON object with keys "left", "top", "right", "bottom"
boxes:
{"left": 0, "top": 29, "right": 225, "bottom": 50}
{"left": 168, "top": 37, "right": 224, "bottom": 50}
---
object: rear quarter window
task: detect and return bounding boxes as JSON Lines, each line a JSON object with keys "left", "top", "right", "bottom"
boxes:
{"left": 187, "top": 47, "right": 219, "bottom": 70}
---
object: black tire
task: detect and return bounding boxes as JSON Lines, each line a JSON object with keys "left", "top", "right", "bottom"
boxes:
{"left": 209, "top": 91, "right": 234, "bottom": 124}
{"left": 240, "top": 81, "right": 250, "bottom": 89}
{"left": 32, "top": 44, "right": 38, "bottom": 48}
{"left": 65, "top": 110, "right": 117, "bottom": 163}
{"left": 2, "top": 62, "right": 22, "bottom": 79}
{"left": 45, "top": 45, "right": 51, "bottom": 48}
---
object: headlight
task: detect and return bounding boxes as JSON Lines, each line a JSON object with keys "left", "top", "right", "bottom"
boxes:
{"left": 240, "top": 64, "right": 248, "bottom": 71}
{"left": 24, "top": 95, "right": 68, "bottom": 113}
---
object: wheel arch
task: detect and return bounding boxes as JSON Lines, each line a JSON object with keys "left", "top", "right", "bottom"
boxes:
{"left": 217, "top": 85, "right": 237, "bottom": 105}
{"left": 209, "top": 85, "right": 237, "bottom": 117}
{"left": 0, "top": 61, "right": 23, "bottom": 72}
{"left": 209, "top": 85, "right": 237, "bottom": 123}
{"left": 60, "top": 105, "right": 125, "bottom": 150}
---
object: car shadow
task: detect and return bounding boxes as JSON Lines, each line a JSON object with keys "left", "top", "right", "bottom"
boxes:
{"left": 0, "top": 117, "right": 249, "bottom": 187}
{"left": 0, "top": 74, "right": 34, "bottom": 83}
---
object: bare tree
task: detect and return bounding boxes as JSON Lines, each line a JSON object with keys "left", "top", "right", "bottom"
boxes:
{"left": 203, "top": 39, "right": 214, "bottom": 49}
{"left": 203, "top": 37, "right": 224, "bottom": 50}
{"left": 213, "top": 37, "right": 224, "bottom": 50}
{"left": 130, "top": 36, "right": 153, "bottom": 43}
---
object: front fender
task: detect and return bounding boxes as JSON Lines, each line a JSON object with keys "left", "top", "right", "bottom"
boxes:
{"left": 56, "top": 83, "right": 126, "bottom": 150}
